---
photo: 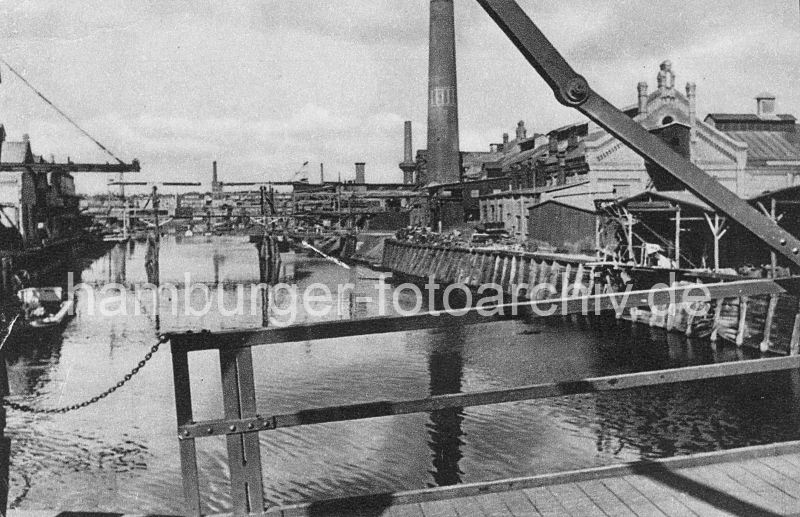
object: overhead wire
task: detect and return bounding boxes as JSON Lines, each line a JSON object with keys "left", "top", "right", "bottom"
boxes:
{"left": 0, "top": 58, "right": 126, "bottom": 165}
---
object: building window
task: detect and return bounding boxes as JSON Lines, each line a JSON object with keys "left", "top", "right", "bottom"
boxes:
{"left": 471, "top": 190, "right": 480, "bottom": 198}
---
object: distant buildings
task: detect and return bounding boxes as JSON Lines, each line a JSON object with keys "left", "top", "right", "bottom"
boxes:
{"left": 0, "top": 130, "right": 80, "bottom": 248}
{"left": 400, "top": 60, "right": 800, "bottom": 252}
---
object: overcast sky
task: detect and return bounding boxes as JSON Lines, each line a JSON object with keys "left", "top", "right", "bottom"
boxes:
{"left": 0, "top": 1, "right": 798, "bottom": 194}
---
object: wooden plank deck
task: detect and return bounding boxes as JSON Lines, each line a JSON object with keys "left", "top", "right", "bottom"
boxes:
{"left": 10, "top": 443, "right": 800, "bottom": 516}
{"left": 272, "top": 441, "right": 800, "bottom": 517}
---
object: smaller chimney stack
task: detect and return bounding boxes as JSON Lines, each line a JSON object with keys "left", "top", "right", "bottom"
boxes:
{"left": 756, "top": 92, "right": 777, "bottom": 118}
{"left": 502, "top": 133, "right": 509, "bottom": 145}
{"left": 686, "top": 82, "right": 697, "bottom": 127}
{"left": 400, "top": 122, "right": 417, "bottom": 184}
{"left": 638, "top": 82, "right": 649, "bottom": 115}
{"left": 403, "top": 121, "right": 413, "bottom": 163}
{"left": 211, "top": 161, "right": 221, "bottom": 197}
{"left": 355, "top": 162, "right": 366, "bottom": 184}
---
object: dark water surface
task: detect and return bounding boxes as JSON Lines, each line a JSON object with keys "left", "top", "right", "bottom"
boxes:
{"left": 5, "top": 236, "right": 800, "bottom": 513}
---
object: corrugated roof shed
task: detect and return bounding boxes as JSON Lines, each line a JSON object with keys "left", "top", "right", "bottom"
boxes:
{"left": 726, "top": 130, "right": 800, "bottom": 162}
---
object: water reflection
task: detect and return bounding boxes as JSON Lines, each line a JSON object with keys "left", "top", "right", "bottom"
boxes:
{"left": 6, "top": 236, "right": 800, "bottom": 513}
{"left": 426, "top": 328, "right": 465, "bottom": 487}
{"left": 212, "top": 248, "right": 225, "bottom": 285}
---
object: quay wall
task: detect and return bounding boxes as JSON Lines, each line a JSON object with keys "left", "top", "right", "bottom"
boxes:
{"left": 381, "top": 240, "right": 800, "bottom": 356}
{"left": 382, "top": 239, "right": 595, "bottom": 298}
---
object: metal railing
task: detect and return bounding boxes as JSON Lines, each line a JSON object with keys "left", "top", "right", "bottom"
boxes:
{"left": 167, "top": 277, "right": 800, "bottom": 516}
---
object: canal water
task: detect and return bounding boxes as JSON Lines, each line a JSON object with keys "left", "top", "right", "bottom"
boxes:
{"left": 5, "top": 236, "right": 800, "bottom": 513}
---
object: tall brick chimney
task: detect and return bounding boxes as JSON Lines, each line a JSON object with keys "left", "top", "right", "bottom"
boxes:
{"left": 400, "top": 121, "right": 417, "bottom": 184}
{"left": 426, "top": 0, "right": 460, "bottom": 186}
{"left": 355, "top": 162, "right": 366, "bottom": 184}
{"left": 212, "top": 161, "right": 222, "bottom": 197}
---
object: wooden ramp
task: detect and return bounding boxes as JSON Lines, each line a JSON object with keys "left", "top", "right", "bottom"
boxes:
{"left": 271, "top": 441, "right": 800, "bottom": 517}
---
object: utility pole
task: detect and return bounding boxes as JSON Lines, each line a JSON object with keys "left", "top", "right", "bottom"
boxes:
{"left": 258, "top": 186, "right": 271, "bottom": 327}
{"left": 150, "top": 185, "right": 160, "bottom": 286}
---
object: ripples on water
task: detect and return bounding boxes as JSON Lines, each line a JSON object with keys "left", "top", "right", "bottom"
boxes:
{"left": 5, "top": 235, "right": 800, "bottom": 513}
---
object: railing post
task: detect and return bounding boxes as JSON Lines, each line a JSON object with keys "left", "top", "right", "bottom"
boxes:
{"left": 172, "top": 343, "right": 202, "bottom": 515}
{"left": 220, "top": 347, "right": 264, "bottom": 515}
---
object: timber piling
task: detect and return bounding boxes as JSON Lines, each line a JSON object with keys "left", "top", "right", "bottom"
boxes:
{"left": 382, "top": 239, "right": 800, "bottom": 355}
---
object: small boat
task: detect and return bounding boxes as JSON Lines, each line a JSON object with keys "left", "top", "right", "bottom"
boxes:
{"left": 17, "top": 287, "right": 75, "bottom": 332}
{"left": 103, "top": 232, "right": 129, "bottom": 243}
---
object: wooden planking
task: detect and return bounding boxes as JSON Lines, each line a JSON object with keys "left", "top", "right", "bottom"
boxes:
{"left": 498, "top": 490, "right": 542, "bottom": 517}
{"left": 448, "top": 495, "right": 487, "bottom": 517}
{"left": 600, "top": 477, "right": 666, "bottom": 517}
{"left": 385, "top": 503, "right": 427, "bottom": 517}
{"left": 420, "top": 498, "right": 458, "bottom": 517}
{"left": 684, "top": 463, "right": 783, "bottom": 515}
{"left": 271, "top": 446, "right": 800, "bottom": 517}
{"left": 761, "top": 455, "right": 800, "bottom": 486}
{"left": 522, "top": 487, "right": 570, "bottom": 516}
{"left": 622, "top": 475, "right": 702, "bottom": 517}
{"left": 576, "top": 479, "right": 637, "bottom": 517}
{"left": 473, "top": 493, "right": 515, "bottom": 517}
{"left": 547, "top": 482, "right": 606, "bottom": 516}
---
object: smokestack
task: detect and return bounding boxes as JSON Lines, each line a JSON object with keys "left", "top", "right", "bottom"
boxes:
{"left": 320, "top": 163, "right": 325, "bottom": 183}
{"left": 426, "top": 0, "right": 460, "bottom": 185}
{"left": 212, "top": 161, "right": 222, "bottom": 197}
{"left": 404, "top": 121, "right": 413, "bottom": 163}
{"left": 355, "top": 162, "right": 366, "bottom": 184}
{"left": 400, "top": 121, "right": 417, "bottom": 184}
{"left": 638, "top": 82, "right": 648, "bottom": 115}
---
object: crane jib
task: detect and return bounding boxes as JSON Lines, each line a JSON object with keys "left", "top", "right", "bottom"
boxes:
{"left": 475, "top": 0, "right": 800, "bottom": 270}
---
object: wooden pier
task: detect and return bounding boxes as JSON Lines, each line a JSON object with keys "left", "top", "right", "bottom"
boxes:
{"left": 382, "top": 240, "right": 800, "bottom": 356}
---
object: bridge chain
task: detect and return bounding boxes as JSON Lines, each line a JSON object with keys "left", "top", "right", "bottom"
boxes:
{"left": 2, "top": 334, "right": 168, "bottom": 414}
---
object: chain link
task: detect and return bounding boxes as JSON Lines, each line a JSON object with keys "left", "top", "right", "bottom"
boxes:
{"left": 3, "top": 334, "right": 169, "bottom": 414}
